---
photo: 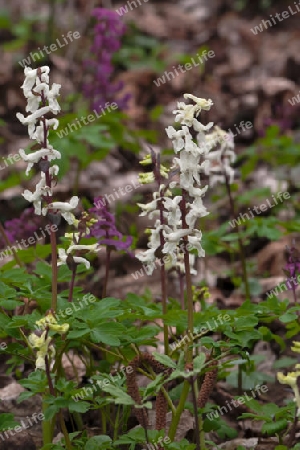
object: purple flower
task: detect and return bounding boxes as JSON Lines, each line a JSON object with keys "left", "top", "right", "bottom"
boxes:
{"left": 88, "top": 197, "right": 132, "bottom": 253}
{"left": 0, "top": 208, "right": 41, "bottom": 248}
{"left": 283, "top": 245, "right": 300, "bottom": 293}
{"left": 83, "top": 8, "right": 130, "bottom": 113}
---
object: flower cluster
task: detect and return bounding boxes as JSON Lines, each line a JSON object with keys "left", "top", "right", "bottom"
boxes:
{"left": 28, "top": 312, "right": 69, "bottom": 370}
{"left": 283, "top": 244, "right": 300, "bottom": 293}
{"left": 16, "top": 66, "right": 79, "bottom": 226}
{"left": 0, "top": 208, "right": 41, "bottom": 248}
{"left": 136, "top": 94, "right": 236, "bottom": 275}
{"left": 204, "top": 125, "right": 236, "bottom": 187}
{"left": 88, "top": 197, "right": 132, "bottom": 252}
{"left": 83, "top": 8, "right": 130, "bottom": 112}
{"left": 277, "top": 341, "right": 300, "bottom": 416}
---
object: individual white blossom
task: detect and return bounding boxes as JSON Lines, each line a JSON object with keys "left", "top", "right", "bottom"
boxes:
{"left": 136, "top": 220, "right": 163, "bottom": 271}
{"left": 57, "top": 233, "right": 100, "bottom": 270}
{"left": 57, "top": 248, "right": 91, "bottom": 270}
{"left": 173, "top": 95, "right": 213, "bottom": 126}
{"left": 68, "top": 243, "right": 99, "bottom": 253}
{"left": 187, "top": 231, "right": 205, "bottom": 257}
{"left": 163, "top": 196, "right": 182, "bottom": 226}
{"left": 42, "top": 196, "right": 79, "bottom": 225}
{"left": 22, "top": 165, "right": 59, "bottom": 215}
{"left": 185, "top": 195, "right": 209, "bottom": 228}
{"left": 162, "top": 227, "right": 191, "bottom": 264}
{"left": 19, "top": 146, "right": 61, "bottom": 175}
{"left": 175, "top": 252, "right": 197, "bottom": 275}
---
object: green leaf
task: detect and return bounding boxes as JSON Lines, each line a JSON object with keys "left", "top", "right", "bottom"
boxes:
{"left": 100, "top": 384, "right": 135, "bottom": 405}
{"left": 90, "top": 322, "right": 126, "bottom": 346}
{"left": 279, "top": 312, "right": 298, "bottom": 323}
{"left": 0, "top": 282, "right": 17, "bottom": 299}
{"left": 193, "top": 354, "right": 206, "bottom": 372}
{"left": 43, "top": 405, "right": 59, "bottom": 421}
{"left": 272, "top": 357, "right": 298, "bottom": 369}
{"left": 67, "top": 328, "right": 90, "bottom": 340}
{"left": 0, "top": 299, "right": 23, "bottom": 310}
{"left": 153, "top": 352, "right": 177, "bottom": 369}
{"left": 0, "top": 413, "right": 19, "bottom": 431}
{"left": 85, "top": 436, "right": 112, "bottom": 450}
{"left": 68, "top": 400, "right": 90, "bottom": 414}
{"left": 262, "top": 419, "right": 288, "bottom": 435}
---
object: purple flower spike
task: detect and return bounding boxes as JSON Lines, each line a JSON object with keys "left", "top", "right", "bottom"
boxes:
{"left": 88, "top": 197, "right": 132, "bottom": 253}
{"left": 283, "top": 244, "right": 300, "bottom": 295}
{"left": 83, "top": 8, "right": 130, "bottom": 113}
{"left": 0, "top": 208, "right": 42, "bottom": 248}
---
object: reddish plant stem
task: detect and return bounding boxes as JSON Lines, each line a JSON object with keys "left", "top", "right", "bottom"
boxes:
{"left": 40, "top": 87, "right": 58, "bottom": 312}
{"left": 68, "top": 267, "right": 77, "bottom": 302}
{"left": 154, "top": 153, "right": 169, "bottom": 355}
{"left": 180, "top": 191, "right": 194, "bottom": 362}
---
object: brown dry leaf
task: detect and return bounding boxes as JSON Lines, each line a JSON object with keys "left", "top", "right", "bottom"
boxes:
{"left": 61, "top": 351, "right": 86, "bottom": 382}
{"left": 0, "top": 381, "right": 25, "bottom": 401}
{"left": 256, "top": 238, "right": 290, "bottom": 276}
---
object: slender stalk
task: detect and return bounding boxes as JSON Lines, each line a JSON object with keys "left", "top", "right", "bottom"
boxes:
{"left": 50, "top": 229, "right": 58, "bottom": 311}
{"left": 224, "top": 173, "right": 249, "bottom": 393}
{"left": 154, "top": 153, "right": 169, "bottom": 355}
{"left": 40, "top": 87, "right": 58, "bottom": 313}
{"left": 224, "top": 174, "right": 250, "bottom": 300}
{"left": 68, "top": 267, "right": 77, "bottom": 302}
{"left": 113, "top": 405, "right": 120, "bottom": 441}
{"left": 59, "top": 410, "right": 73, "bottom": 450}
{"left": 43, "top": 355, "right": 56, "bottom": 445}
{"left": 168, "top": 380, "right": 190, "bottom": 441}
{"left": 199, "top": 414, "right": 206, "bottom": 449}
{"left": 181, "top": 192, "right": 194, "bottom": 362}
{"left": 160, "top": 260, "right": 169, "bottom": 355}
{"left": 190, "top": 377, "right": 201, "bottom": 450}
{"left": 42, "top": 400, "right": 53, "bottom": 446}
{"left": 72, "top": 412, "right": 84, "bottom": 432}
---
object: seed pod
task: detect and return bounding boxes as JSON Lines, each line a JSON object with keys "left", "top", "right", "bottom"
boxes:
{"left": 197, "top": 363, "right": 218, "bottom": 408}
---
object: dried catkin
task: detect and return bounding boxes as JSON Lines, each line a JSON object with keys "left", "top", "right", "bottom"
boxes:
{"left": 126, "top": 355, "right": 148, "bottom": 428}
{"left": 155, "top": 390, "right": 167, "bottom": 430}
{"left": 197, "top": 363, "right": 218, "bottom": 408}
{"left": 126, "top": 352, "right": 171, "bottom": 429}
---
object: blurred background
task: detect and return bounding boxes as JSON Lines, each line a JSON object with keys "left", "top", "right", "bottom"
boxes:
{"left": 0, "top": 0, "right": 300, "bottom": 300}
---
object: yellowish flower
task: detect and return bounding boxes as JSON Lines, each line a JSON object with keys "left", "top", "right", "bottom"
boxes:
{"left": 139, "top": 154, "right": 152, "bottom": 166}
{"left": 36, "top": 312, "right": 69, "bottom": 334}
{"left": 28, "top": 330, "right": 55, "bottom": 371}
{"left": 291, "top": 341, "right": 300, "bottom": 353}
{"left": 277, "top": 345, "right": 300, "bottom": 416}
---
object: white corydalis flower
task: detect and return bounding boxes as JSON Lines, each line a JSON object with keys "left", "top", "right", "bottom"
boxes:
{"left": 42, "top": 196, "right": 79, "bottom": 226}
{"left": 19, "top": 147, "right": 61, "bottom": 175}
{"left": 173, "top": 94, "right": 213, "bottom": 126}
{"left": 204, "top": 126, "right": 236, "bottom": 186}
{"left": 136, "top": 220, "right": 163, "bottom": 270}
{"left": 57, "top": 248, "right": 91, "bottom": 270}
{"left": 17, "top": 66, "right": 64, "bottom": 219}
{"left": 138, "top": 93, "right": 234, "bottom": 275}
